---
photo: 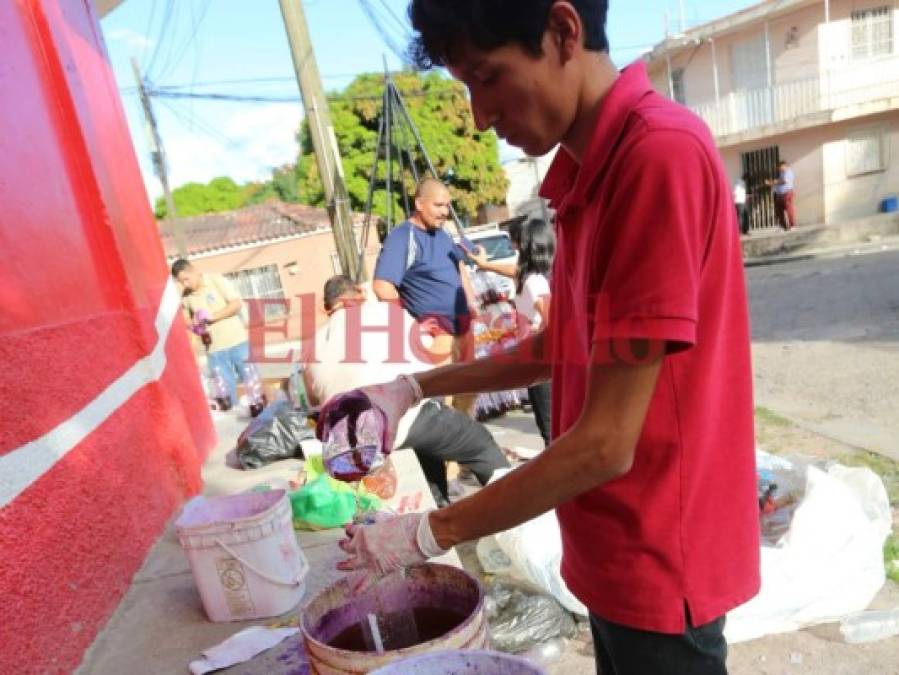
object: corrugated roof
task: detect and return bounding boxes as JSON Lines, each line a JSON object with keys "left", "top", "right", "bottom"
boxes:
{"left": 159, "top": 201, "right": 341, "bottom": 258}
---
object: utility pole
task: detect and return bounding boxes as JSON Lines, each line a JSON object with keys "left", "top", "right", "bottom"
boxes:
{"left": 278, "top": 0, "right": 361, "bottom": 280}
{"left": 131, "top": 58, "right": 186, "bottom": 258}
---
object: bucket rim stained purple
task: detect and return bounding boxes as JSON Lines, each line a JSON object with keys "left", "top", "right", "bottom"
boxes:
{"left": 301, "top": 562, "right": 486, "bottom": 657}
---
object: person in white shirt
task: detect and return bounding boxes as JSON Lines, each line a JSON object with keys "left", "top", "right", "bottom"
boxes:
{"left": 304, "top": 276, "right": 509, "bottom": 505}
{"left": 733, "top": 174, "right": 748, "bottom": 235}
{"left": 467, "top": 218, "right": 555, "bottom": 446}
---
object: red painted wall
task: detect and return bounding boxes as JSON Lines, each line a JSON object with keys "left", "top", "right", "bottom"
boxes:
{"left": 0, "top": 2, "right": 215, "bottom": 673}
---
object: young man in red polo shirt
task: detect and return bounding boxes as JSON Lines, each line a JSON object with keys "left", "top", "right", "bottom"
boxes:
{"left": 323, "top": 2, "right": 760, "bottom": 671}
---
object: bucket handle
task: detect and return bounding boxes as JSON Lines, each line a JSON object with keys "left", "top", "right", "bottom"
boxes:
{"left": 214, "top": 538, "right": 306, "bottom": 588}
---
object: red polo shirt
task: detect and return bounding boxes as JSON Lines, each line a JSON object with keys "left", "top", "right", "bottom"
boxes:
{"left": 540, "top": 62, "right": 760, "bottom": 633}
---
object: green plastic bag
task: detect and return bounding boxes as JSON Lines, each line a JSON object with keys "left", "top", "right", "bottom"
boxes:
{"left": 289, "top": 456, "right": 380, "bottom": 530}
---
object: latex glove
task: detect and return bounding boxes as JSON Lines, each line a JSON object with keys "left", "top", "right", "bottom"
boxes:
{"left": 194, "top": 308, "right": 211, "bottom": 324}
{"left": 191, "top": 321, "right": 207, "bottom": 336}
{"left": 317, "top": 375, "right": 422, "bottom": 453}
{"left": 337, "top": 511, "right": 448, "bottom": 577}
{"left": 362, "top": 375, "right": 423, "bottom": 451}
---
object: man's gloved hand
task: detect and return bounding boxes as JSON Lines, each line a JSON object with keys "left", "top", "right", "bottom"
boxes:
{"left": 194, "top": 308, "right": 211, "bottom": 324}
{"left": 337, "top": 511, "right": 448, "bottom": 576}
{"left": 316, "top": 375, "right": 423, "bottom": 453}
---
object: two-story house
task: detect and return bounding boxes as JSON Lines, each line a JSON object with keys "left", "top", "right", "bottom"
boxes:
{"left": 645, "top": 0, "right": 899, "bottom": 231}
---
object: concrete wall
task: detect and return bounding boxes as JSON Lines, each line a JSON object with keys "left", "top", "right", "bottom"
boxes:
{"left": 648, "top": 1, "right": 898, "bottom": 106}
{"left": 722, "top": 108, "right": 899, "bottom": 225}
{"left": 823, "top": 111, "right": 899, "bottom": 222}
{"left": 0, "top": 2, "right": 214, "bottom": 673}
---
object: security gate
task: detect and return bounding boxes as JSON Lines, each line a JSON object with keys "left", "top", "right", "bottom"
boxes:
{"left": 740, "top": 145, "right": 780, "bottom": 231}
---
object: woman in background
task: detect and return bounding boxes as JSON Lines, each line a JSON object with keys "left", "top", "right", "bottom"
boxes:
{"left": 468, "top": 218, "right": 555, "bottom": 446}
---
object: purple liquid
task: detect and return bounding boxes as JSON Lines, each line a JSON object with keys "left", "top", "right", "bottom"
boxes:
{"left": 325, "top": 446, "right": 378, "bottom": 483}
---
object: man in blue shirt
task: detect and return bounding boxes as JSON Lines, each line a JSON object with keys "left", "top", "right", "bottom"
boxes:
{"left": 768, "top": 160, "right": 796, "bottom": 230}
{"left": 373, "top": 178, "right": 478, "bottom": 365}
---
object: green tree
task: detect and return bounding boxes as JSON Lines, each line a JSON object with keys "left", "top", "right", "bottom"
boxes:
{"left": 244, "top": 164, "right": 302, "bottom": 206}
{"left": 295, "top": 71, "right": 508, "bottom": 223}
{"left": 154, "top": 176, "right": 248, "bottom": 218}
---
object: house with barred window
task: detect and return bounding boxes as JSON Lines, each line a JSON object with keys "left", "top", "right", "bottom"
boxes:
{"left": 160, "top": 202, "right": 378, "bottom": 345}
{"left": 645, "top": 0, "right": 899, "bottom": 231}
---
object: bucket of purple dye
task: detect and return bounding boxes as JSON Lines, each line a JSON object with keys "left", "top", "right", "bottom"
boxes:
{"left": 370, "top": 648, "right": 547, "bottom": 674}
{"left": 301, "top": 563, "right": 488, "bottom": 674}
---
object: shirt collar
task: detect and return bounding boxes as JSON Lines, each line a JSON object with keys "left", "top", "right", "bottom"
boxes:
{"left": 540, "top": 61, "right": 654, "bottom": 210}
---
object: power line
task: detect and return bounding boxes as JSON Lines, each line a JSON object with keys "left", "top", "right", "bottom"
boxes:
{"left": 358, "top": 0, "right": 413, "bottom": 67}
{"left": 158, "top": 0, "right": 212, "bottom": 82}
{"left": 148, "top": 88, "right": 464, "bottom": 104}
{"left": 144, "top": 0, "right": 176, "bottom": 79}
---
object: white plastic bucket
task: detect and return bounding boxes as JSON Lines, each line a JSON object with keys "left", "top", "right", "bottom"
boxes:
{"left": 175, "top": 489, "right": 308, "bottom": 622}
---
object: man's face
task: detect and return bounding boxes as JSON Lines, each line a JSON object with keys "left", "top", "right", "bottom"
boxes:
{"left": 448, "top": 35, "right": 577, "bottom": 157}
{"left": 176, "top": 267, "right": 202, "bottom": 293}
{"left": 415, "top": 186, "right": 451, "bottom": 229}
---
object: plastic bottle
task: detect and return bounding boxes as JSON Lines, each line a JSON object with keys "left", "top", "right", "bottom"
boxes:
{"left": 320, "top": 391, "right": 386, "bottom": 483}
{"left": 839, "top": 607, "right": 899, "bottom": 643}
{"left": 287, "top": 365, "right": 311, "bottom": 410}
{"left": 211, "top": 367, "right": 231, "bottom": 411}
{"left": 242, "top": 363, "right": 266, "bottom": 417}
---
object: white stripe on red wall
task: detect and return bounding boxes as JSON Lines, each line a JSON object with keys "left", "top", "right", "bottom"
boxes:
{"left": 0, "top": 280, "right": 182, "bottom": 509}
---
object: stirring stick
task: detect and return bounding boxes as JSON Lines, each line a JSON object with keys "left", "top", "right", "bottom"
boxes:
{"left": 367, "top": 613, "right": 385, "bottom": 653}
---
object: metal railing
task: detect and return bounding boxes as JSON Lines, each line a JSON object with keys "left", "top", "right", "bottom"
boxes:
{"left": 690, "top": 55, "right": 899, "bottom": 138}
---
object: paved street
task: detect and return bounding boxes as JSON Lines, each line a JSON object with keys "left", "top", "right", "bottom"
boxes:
{"left": 747, "top": 248, "right": 899, "bottom": 459}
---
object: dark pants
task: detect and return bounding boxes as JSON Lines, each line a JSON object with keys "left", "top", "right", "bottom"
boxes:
{"left": 774, "top": 191, "right": 795, "bottom": 230}
{"left": 399, "top": 400, "right": 510, "bottom": 504}
{"left": 735, "top": 203, "right": 748, "bottom": 235}
{"left": 527, "top": 381, "right": 552, "bottom": 447}
{"left": 590, "top": 611, "right": 727, "bottom": 675}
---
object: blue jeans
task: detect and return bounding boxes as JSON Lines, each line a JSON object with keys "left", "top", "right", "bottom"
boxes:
{"left": 207, "top": 341, "right": 249, "bottom": 405}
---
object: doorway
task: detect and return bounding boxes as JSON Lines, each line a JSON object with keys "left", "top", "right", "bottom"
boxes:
{"left": 740, "top": 145, "right": 780, "bottom": 231}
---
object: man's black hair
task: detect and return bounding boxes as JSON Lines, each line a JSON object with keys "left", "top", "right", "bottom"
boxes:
{"left": 171, "top": 258, "right": 192, "bottom": 278}
{"left": 323, "top": 275, "right": 358, "bottom": 311}
{"left": 408, "top": 0, "right": 609, "bottom": 69}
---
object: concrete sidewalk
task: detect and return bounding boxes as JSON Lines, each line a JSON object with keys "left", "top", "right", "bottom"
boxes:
{"left": 742, "top": 211, "right": 899, "bottom": 265}
{"left": 76, "top": 407, "right": 467, "bottom": 675}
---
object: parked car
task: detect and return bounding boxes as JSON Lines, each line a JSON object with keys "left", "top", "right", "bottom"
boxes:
{"left": 459, "top": 226, "right": 518, "bottom": 299}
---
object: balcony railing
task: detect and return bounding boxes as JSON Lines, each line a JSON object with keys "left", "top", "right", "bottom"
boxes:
{"left": 690, "top": 55, "right": 899, "bottom": 138}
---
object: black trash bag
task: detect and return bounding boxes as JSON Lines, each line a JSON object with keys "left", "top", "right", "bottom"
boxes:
{"left": 486, "top": 581, "right": 578, "bottom": 653}
{"left": 236, "top": 400, "right": 315, "bottom": 469}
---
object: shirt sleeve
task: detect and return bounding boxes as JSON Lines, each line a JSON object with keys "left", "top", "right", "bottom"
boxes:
{"left": 373, "top": 225, "right": 410, "bottom": 287}
{"left": 524, "top": 273, "right": 551, "bottom": 302}
{"left": 591, "top": 129, "right": 715, "bottom": 352}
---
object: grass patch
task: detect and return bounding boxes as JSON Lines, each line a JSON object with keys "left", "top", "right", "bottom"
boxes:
{"left": 755, "top": 406, "right": 792, "bottom": 428}
{"left": 837, "top": 449, "right": 899, "bottom": 506}
{"left": 885, "top": 534, "right": 899, "bottom": 584}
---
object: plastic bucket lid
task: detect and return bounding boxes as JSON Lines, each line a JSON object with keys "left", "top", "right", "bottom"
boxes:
{"left": 370, "top": 649, "right": 547, "bottom": 674}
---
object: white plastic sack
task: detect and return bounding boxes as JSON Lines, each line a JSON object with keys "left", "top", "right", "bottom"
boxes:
{"left": 488, "top": 469, "right": 588, "bottom": 615}
{"left": 725, "top": 451, "right": 892, "bottom": 643}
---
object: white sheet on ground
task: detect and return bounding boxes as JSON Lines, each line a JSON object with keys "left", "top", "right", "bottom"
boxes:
{"left": 485, "top": 454, "right": 892, "bottom": 642}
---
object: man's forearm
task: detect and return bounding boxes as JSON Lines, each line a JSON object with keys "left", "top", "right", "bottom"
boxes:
{"left": 430, "top": 421, "right": 628, "bottom": 548}
{"left": 414, "top": 331, "right": 551, "bottom": 397}
{"left": 211, "top": 299, "right": 241, "bottom": 322}
{"left": 429, "top": 346, "right": 664, "bottom": 549}
{"left": 477, "top": 260, "right": 517, "bottom": 278}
